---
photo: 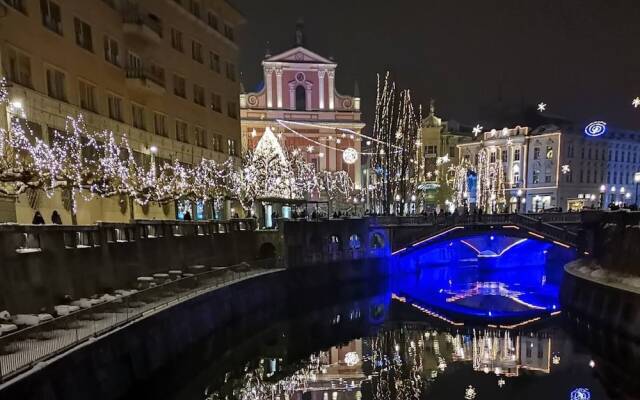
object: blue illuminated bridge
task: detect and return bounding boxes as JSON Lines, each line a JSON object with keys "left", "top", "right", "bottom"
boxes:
{"left": 370, "top": 213, "right": 582, "bottom": 326}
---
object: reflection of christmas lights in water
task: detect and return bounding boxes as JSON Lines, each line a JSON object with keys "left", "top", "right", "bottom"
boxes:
{"left": 465, "top": 385, "right": 477, "bottom": 399}
{"left": 570, "top": 388, "right": 591, "bottom": 400}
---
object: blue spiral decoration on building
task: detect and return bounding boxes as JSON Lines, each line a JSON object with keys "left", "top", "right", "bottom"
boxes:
{"left": 584, "top": 121, "right": 607, "bottom": 137}
{"left": 570, "top": 388, "right": 591, "bottom": 400}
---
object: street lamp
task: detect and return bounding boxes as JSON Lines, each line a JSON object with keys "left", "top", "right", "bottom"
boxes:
{"left": 599, "top": 184, "right": 606, "bottom": 209}
{"left": 621, "top": 187, "right": 626, "bottom": 206}
{"left": 534, "top": 195, "right": 541, "bottom": 213}
{"left": 516, "top": 189, "right": 523, "bottom": 213}
{"left": 394, "top": 194, "right": 401, "bottom": 215}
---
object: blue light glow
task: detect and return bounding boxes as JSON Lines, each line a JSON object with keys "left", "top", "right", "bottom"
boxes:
{"left": 584, "top": 121, "right": 607, "bottom": 137}
{"left": 570, "top": 388, "right": 591, "bottom": 400}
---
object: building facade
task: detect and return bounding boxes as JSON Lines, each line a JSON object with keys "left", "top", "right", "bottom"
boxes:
{"left": 240, "top": 26, "right": 364, "bottom": 189}
{"left": 457, "top": 123, "right": 640, "bottom": 212}
{"left": 0, "top": 0, "right": 244, "bottom": 224}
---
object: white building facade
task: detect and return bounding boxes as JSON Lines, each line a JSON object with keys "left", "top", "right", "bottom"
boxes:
{"left": 458, "top": 123, "right": 640, "bottom": 212}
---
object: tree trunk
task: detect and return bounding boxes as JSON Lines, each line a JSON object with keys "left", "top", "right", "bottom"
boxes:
{"left": 129, "top": 197, "right": 135, "bottom": 221}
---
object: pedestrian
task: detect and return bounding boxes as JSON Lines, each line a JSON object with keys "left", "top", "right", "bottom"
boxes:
{"left": 183, "top": 211, "right": 192, "bottom": 221}
{"left": 311, "top": 209, "right": 317, "bottom": 220}
{"left": 32, "top": 211, "right": 45, "bottom": 225}
{"left": 51, "top": 210, "right": 63, "bottom": 225}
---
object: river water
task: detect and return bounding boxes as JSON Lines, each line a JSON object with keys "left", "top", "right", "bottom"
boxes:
{"left": 125, "top": 254, "right": 639, "bottom": 400}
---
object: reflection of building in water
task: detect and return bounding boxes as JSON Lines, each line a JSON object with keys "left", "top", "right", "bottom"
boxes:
{"left": 289, "top": 339, "right": 366, "bottom": 400}
{"left": 449, "top": 329, "right": 551, "bottom": 376}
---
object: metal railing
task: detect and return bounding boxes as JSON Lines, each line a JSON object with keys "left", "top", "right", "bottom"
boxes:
{"left": 0, "top": 261, "right": 280, "bottom": 382}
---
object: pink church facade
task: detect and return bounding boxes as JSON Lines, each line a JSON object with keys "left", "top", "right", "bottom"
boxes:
{"left": 240, "top": 44, "right": 365, "bottom": 189}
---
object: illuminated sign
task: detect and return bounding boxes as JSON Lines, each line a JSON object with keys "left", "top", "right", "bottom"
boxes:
{"left": 584, "top": 121, "right": 607, "bottom": 137}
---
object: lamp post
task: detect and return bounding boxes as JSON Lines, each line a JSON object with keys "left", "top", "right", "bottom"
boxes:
{"left": 620, "top": 187, "right": 626, "bottom": 206}
{"left": 410, "top": 194, "right": 417, "bottom": 215}
{"left": 611, "top": 185, "right": 617, "bottom": 207}
{"left": 599, "top": 184, "right": 606, "bottom": 209}
{"left": 521, "top": 197, "right": 527, "bottom": 213}
{"left": 534, "top": 195, "right": 541, "bottom": 213}
{"left": 394, "top": 194, "right": 401, "bottom": 215}
{"left": 635, "top": 172, "right": 640, "bottom": 207}
{"left": 516, "top": 189, "right": 523, "bottom": 213}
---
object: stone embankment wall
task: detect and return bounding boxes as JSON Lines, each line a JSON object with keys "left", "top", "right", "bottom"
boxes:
{"left": 0, "top": 259, "right": 389, "bottom": 400}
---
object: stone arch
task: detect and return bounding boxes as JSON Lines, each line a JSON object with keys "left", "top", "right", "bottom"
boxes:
{"left": 258, "top": 242, "right": 276, "bottom": 259}
{"left": 369, "top": 232, "right": 386, "bottom": 249}
{"left": 295, "top": 85, "right": 306, "bottom": 111}
{"left": 349, "top": 234, "right": 361, "bottom": 249}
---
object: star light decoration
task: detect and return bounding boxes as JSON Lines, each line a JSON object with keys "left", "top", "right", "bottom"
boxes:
{"left": 537, "top": 102, "right": 547, "bottom": 112}
{"left": 498, "top": 378, "right": 506, "bottom": 388}
{"left": 472, "top": 124, "right": 483, "bottom": 137}
{"left": 561, "top": 165, "right": 571, "bottom": 175}
{"left": 633, "top": 97, "right": 640, "bottom": 108}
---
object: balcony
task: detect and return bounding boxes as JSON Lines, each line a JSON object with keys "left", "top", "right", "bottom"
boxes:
{"left": 125, "top": 67, "right": 166, "bottom": 96}
{"left": 122, "top": 6, "right": 163, "bottom": 44}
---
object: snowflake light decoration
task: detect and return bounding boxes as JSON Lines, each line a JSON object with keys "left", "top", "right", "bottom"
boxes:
{"left": 561, "top": 165, "right": 571, "bottom": 175}
{"left": 537, "top": 102, "right": 547, "bottom": 112}
{"left": 552, "top": 354, "right": 561, "bottom": 365}
{"left": 472, "top": 124, "right": 483, "bottom": 137}
{"left": 633, "top": 97, "right": 640, "bottom": 109}
{"left": 342, "top": 147, "right": 358, "bottom": 164}
{"left": 464, "top": 385, "right": 477, "bottom": 400}
{"left": 498, "top": 378, "right": 505, "bottom": 388}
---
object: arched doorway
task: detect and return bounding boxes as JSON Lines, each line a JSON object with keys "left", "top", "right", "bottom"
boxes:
{"left": 258, "top": 242, "right": 276, "bottom": 259}
{"left": 295, "top": 85, "right": 306, "bottom": 111}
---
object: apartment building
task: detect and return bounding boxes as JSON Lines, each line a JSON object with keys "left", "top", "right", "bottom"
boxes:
{"left": 0, "top": 0, "right": 245, "bottom": 223}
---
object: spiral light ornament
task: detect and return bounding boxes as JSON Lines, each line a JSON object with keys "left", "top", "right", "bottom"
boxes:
{"left": 584, "top": 121, "right": 607, "bottom": 137}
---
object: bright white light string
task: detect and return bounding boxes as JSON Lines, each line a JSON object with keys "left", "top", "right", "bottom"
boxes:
{"left": 275, "top": 119, "right": 403, "bottom": 156}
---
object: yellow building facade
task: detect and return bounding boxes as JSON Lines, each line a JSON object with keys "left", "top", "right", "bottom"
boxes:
{"left": 0, "top": 0, "right": 244, "bottom": 224}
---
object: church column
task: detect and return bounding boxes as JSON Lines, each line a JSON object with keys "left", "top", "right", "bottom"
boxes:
{"left": 265, "top": 67, "right": 274, "bottom": 108}
{"left": 328, "top": 70, "right": 335, "bottom": 110}
{"left": 305, "top": 83, "right": 312, "bottom": 111}
{"left": 288, "top": 83, "right": 296, "bottom": 110}
{"left": 318, "top": 70, "right": 326, "bottom": 110}
{"left": 276, "top": 68, "right": 283, "bottom": 109}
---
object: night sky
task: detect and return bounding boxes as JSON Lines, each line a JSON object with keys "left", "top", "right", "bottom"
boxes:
{"left": 232, "top": 0, "right": 640, "bottom": 132}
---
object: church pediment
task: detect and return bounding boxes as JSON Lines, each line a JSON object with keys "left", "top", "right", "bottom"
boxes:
{"left": 264, "top": 46, "right": 335, "bottom": 65}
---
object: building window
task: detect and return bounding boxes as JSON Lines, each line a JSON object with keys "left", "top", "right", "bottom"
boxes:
{"left": 449, "top": 146, "right": 456, "bottom": 157}
{"left": 132, "top": 104, "right": 146, "bottom": 130}
{"left": 211, "top": 93, "right": 222, "bottom": 113}
{"left": 149, "top": 62, "right": 165, "bottom": 86}
{"left": 533, "top": 169, "right": 540, "bottom": 184}
{"left": 103, "top": 36, "right": 120, "bottom": 66}
{"left": 225, "top": 61, "right": 236, "bottom": 81}
{"left": 207, "top": 11, "right": 218, "bottom": 30}
{"left": 227, "top": 138, "right": 237, "bottom": 156}
{"left": 615, "top": 150, "right": 619, "bottom": 162}
{"left": 127, "top": 51, "right": 142, "bottom": 75}
{"left": 194, "top": 126, "right": 206, "bottom": 148}
{"left": 223, "top": 23, "right": 234, "bottom": 41}
{"left": 580, "top": 170, "right": 584, "bottom": 183}
{"left": 79, "top": 80, "right": 97, "bottom": 112}
{"left": 533, "top": 147, "right": 540, "bottom": 160}
{"left": 154, "top": 112, "right": 168, "bottom": 136}
{"left": 40, "top": 0, "right": 62, "bottom": 35}
{"left": 191, "top": 41, "right": 203, "bottom": 63}
{"left": 501, "top": 150, "right": 507, "bottom": 162}
{"left": 45, "top": 66, "right": 67, "bottom": 101}
{"left": 6, "top": 0, "right": 27, "bottom": 13}
{"left": 513, "top": 148, "right": 520, "bottom": 161}
{"left": 426, "top": 145, "right": 437, "bottom": 155}
{"left": 212, "top": 134, "right": 222, "bottom": 152}
{"left": 6, "top": 47, "right": 32, "bottom": 87}
{"left": 227, "top": 101, "right": 238, "bottom": 119}
{"left": 107, "top": 93, "right": 123, "bottom": 121}
{"left": 170, "top": 28, "right": 183, "bottom": 52}
{"left": 586, "top": 170, "right": 591, "bottom": 183}
{"left": 176, "top": 120, "right": 188, "bottom": 143}
{"left": 74, "top": 18, "right": 93, "bottom": 52}
{"left": 209, "top": 52, "right": 220, "bottom": 73}
{"left": 173, "top": 74, "right": 186, "bottom": 98}
{"left": 193, "top": 84, "right": 205, "bottom": 106}
{"left": 189, "top": 0, "right": 200, "bottom": 17}
{"left": 614, "top": 172, "right": 618, "bottom": 184}
{"left": 490, "top": 152, "right": 496, "bottom": 163}
{"left": 546, "top": 146, "right": 553, "bottom": 159}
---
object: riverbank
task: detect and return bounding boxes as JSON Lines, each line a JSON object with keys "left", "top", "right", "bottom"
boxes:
{"left": 0, "top": 258, "right": 389, "bottom": 400}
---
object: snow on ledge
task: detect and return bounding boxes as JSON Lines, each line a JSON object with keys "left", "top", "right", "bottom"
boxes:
{"left": 565, "top": 259, "right": 640, "bottom": 295}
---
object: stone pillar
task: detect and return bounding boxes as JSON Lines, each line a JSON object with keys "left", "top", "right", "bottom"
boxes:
{"left": 289, "top": 83, "right": 296, "bottom": 110}
{"left": 318, "top": 70, "right": 326, "bottom": 110}
{"left": 328, "top": 70, "right": 335, "bottom": 110}
{"left": 265, "top": 67, "right": 274, "bottom": 108}
{"left": 276, "top": 68, "right": 283, "bottom": 109}
{"left": 305, "top": 84, "right": 312, "bottom": 111}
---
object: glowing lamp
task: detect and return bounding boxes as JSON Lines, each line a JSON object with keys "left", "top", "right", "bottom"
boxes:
{"left": 149, "top": 145, "right": 158, "bottom": 154}
{"left": 599, "top": 185, "right": 606, "bottom": 193}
